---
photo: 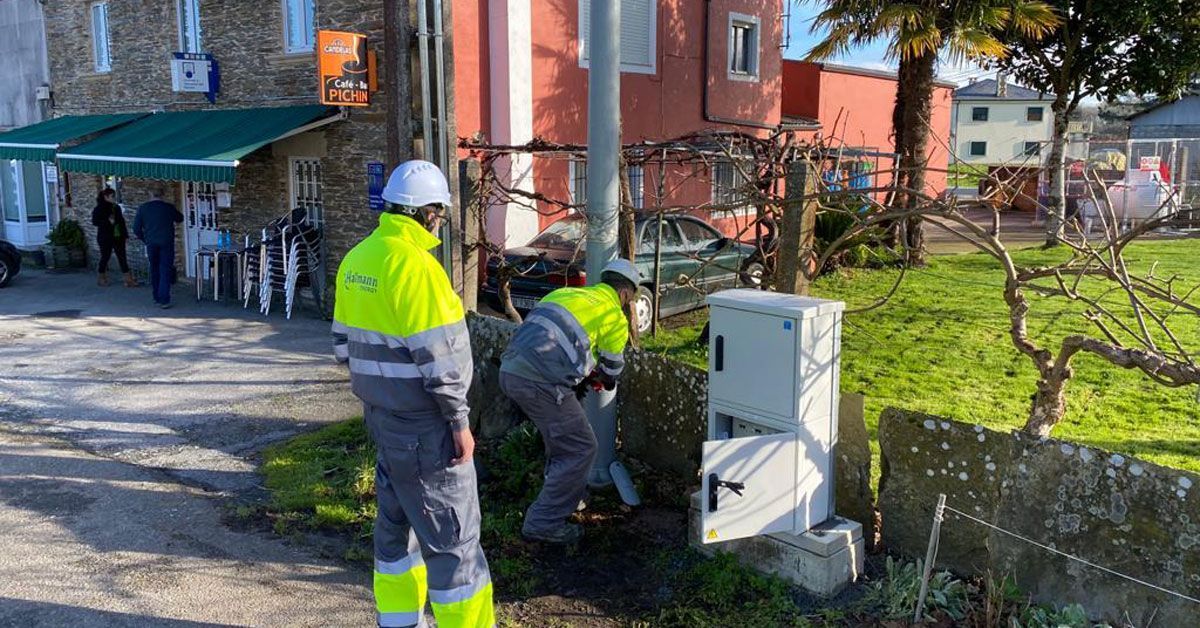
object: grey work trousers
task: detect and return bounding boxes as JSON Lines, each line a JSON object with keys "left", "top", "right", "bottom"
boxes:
{"left": 365, "top": 405, "right": 492, "bottom": 627}
{"left": 498, "top": 372, "right": 597, "bottom": 535}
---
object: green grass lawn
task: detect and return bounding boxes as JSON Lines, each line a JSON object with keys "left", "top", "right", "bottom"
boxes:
{"left": 643, "top": 240, "right": 1200, "bottom": 475}
{"left": 946, "top": 163, "right": 988, "bottom": 189}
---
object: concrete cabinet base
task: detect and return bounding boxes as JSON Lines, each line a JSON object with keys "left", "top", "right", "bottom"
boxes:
{"left": 689, "top": 491, "right": 864, "bottom": 598}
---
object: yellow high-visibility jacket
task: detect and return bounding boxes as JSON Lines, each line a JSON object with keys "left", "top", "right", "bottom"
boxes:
{"left": 331, "top": 213, "right": 472, "bottom": 433}
{"left": 500, "top": 283, "right": 628, "bottom": 388}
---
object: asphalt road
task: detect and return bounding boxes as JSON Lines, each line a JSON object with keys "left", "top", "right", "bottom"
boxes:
{"left": 0, "top": 270, "right": 374, "bottom": 626}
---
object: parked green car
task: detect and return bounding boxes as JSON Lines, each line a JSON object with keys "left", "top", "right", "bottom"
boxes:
{"left": 482, "top": 214, "right": 763, "bottom": 333}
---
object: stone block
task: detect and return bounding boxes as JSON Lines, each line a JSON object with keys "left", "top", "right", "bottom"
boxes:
{"left": 835, "top": 392, "right": 874, "bottom": 548}
{"left": 688, "top": 492, "right": 864, "bottom": 598}
{"left": 877, "top": 408, "right": 1200, "bottom": 627}
{"left": 878, "top": 408, "right": 1017, "bottom": 574}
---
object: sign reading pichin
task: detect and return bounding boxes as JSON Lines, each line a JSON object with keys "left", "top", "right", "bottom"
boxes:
{"left": 318, "top": 30, "right": 371, "bottom": 107}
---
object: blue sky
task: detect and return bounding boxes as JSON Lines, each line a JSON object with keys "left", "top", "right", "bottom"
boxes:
{"left": 782, "top": 2, "right": 992, "bottom": 86}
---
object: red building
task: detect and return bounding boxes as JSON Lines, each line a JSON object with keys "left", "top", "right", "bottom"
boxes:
{"left": 453, "top": 0, "right": 784, "bottom": 246}
{"left": 450, "top": 4, "right": 954, "bottom": 247}
{"left": 782, "top": 61, "right": 954, "bottom": 195}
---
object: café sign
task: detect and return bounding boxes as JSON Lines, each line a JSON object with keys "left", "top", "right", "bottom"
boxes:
{"left": 318, "top": 30, "right": 371, "bottom": 107}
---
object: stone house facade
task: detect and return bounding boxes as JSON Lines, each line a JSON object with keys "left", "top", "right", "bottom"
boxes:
{"left": 42, "top": 0, "right": 411, "bottom": 302}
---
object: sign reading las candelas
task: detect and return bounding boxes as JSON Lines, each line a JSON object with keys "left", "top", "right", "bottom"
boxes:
{"left": 318, "top": 30, "right": 371, "bottom": 107}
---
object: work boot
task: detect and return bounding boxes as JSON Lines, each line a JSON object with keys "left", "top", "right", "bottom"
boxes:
{"left": 522, "top": 523, "right": 582, "bottom": 545}
{"left": 123, "top": 272, "right": 139, "bottom": 287}
{"left": 97, "top": 273, "right": 109, "bottom": 287}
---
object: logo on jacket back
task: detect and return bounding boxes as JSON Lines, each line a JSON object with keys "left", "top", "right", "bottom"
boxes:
{"left": 343, "top": 270, "right": 379, "bottom": 293}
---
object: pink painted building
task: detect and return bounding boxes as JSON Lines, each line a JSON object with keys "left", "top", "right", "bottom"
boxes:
{"left": 781, "top": 61, "right": 954, "bottom": 195}
{"left": 453, "top": 0, "right": 785, "bottom": 246}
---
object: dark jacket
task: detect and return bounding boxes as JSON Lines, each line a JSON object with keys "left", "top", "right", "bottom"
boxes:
{"left": 132, "top": 199, "right": 183, "bottom": 247}
{"left": 91, "top": 201, "right": 128, "bottom": 243}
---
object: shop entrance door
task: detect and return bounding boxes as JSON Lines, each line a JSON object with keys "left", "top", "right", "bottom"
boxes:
{"left": 182, "top": 181, "right": 218, "bottom": 278}
{"left": 0, "top": 160, "right": 56, "bottom": 248}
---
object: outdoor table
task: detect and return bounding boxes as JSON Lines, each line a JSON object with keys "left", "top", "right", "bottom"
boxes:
{"left": 194, "top": 246, "right": 246, "bottom": 303}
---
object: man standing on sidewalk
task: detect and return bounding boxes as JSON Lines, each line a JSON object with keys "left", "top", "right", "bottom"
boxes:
{"left": 332, "top": 160, "right": 494, "bottom": 628}
{"left": 498, "top": 259, "right": 638, "bottom": 544}
{"left": 132, "top": 187, "right": 183, "bottom": 309}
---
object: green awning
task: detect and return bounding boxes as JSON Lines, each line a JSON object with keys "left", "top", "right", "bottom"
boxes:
{"left": 0, "top": 113, "right": 147, "bottom": 161}
{"left": 57, "top": 105, "right": 341, "bottom": 184}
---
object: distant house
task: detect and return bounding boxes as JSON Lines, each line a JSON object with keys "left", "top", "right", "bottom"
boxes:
{"left": 1128, "top": 94, "right": 1200, "bottom": 139}
{"left": 782, "top": 61, "right": 954, "bottom": 194}
{"left": 951, "top": 78, "right": 1053, "bottom": 168}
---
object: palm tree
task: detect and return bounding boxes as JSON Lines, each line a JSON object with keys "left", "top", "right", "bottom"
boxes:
{"left": 805, "top": 1, "right": 1059, "bottom": 264}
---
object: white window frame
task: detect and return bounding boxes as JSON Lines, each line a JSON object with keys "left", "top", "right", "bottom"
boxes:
{"left": 578, "top": 0, "right": 657, "bottom": 75}
{"left": 282, "top": 0, "right": 316, "bottom": 54}
{"left": 712, "top": 160, "right": 751, "bottom": 215}
{"left": 289, "top": 157, "right": 324, "bottom": 226}
{"left": 568, "top": 159, "right": 587, "bottom": 214}
{"left": 627, "top": 163, "right": 644, "bottom": 209}
{"left": 727, "top": 12, "right": 761, "bottom": 82}
{"left": 91, "top": 2, "right": 112, "bottom": 73}
{"left": 177, "top": 0, "right": 203, "bottom": 53}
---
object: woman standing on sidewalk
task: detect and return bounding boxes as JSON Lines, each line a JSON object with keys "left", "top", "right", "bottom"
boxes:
{"left": 91, "top": 188, "right": 137, "bottom": 287}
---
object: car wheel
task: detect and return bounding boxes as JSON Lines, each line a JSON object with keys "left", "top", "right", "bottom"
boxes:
{"left": 0, "top": 255, "right": 11, "bottom": 288}
{"left": 741, "top": 261, "right": 766, "bottom": 287}
{"left": 634, "top": 286, "right": 654, "bottom": 335}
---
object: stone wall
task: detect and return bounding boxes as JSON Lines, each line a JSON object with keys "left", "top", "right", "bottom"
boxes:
{"left": 464, "top": 312, "right": 877, "bottom": 544}
{"left": 43, "top": 0, "right": 401, "bottom": 297}
{"left": 878, "top": 409, "right": 1200, "bottom": 626}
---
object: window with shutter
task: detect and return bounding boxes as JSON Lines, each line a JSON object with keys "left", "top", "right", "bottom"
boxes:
{"left": 728, "top": 13, "right": 760, "bottom": 80}
{"left": 578, "top": 0, "right": 657, "bottom": 75}
{"left": 177, "top": 0, "right": 203, "bottom": 53}
{"left": 91, "top": 2, "right": 112, "bottom": 73}
{"left": 283, "top": 0, "right": 316, "bottom": 54}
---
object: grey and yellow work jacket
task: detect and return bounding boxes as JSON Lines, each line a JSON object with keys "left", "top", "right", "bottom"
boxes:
{"left": 500, "top": 283, "right": 629, "bottom": 394}
{"left": 331, "top": 213, "right": 473, "bottom": 438}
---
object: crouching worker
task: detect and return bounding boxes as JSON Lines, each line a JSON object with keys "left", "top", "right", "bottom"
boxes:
{"left": 332, "top": 160, "right": 494, "bottom": 627}
{"left": 499, "top": 259, "right": 640, "bottom": 544}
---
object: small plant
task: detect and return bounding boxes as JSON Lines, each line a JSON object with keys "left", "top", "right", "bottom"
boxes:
{"left": 47, "top": 219, "right": 86, "bottom": 250}
{"left": 858, "top": 556, "right": 971, "bottom": 621}
{"left": 1020, "top": 603, "right": 1110, "bottom": 628}
{"left": 652, "top": 551, "right": 806, "bottom": 627}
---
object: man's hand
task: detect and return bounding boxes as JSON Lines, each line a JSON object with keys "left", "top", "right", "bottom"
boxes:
{"left": 451, "top": 427, "right": 476, "bottom": 466}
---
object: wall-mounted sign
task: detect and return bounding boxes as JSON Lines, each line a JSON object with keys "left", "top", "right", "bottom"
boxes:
{"left": 368, "top": 161, "right": 385, "bottom": 210}
{"left": 1139, "top": 155, "right": 1162, "bottom": 171}
{"left": 171, "top": 52, "right": 220, "bottom": 104}
{"left": 318, "top": 30, "right": 370, "bottom": 107}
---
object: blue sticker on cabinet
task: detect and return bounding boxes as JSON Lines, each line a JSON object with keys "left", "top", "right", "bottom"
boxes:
{"left": 783, "top": 321, "right": 793, "bottom": 330}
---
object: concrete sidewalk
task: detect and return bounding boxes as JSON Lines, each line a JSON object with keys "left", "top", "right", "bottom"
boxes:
{"left": 0, "top": 270, "right": 372, "bottom": 625}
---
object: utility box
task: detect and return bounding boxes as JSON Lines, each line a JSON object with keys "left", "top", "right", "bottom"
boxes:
{"left": 700, "top": 289, "right": 844, "bottom": 544}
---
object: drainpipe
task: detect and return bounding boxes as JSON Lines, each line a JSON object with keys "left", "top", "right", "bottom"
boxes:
{"left": 702, "top": 0, "right": 776, "bottom": 131}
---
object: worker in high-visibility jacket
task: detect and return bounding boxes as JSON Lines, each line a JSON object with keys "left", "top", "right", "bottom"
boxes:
{"left": 498, "top": 259, "right": 640, "bottom": 544}
{"left": 332, "top": 160, "right": 494, "bottom": 628}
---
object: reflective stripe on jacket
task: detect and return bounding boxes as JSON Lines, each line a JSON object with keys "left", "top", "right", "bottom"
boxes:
{"left": 500, "top": 283, "right": 628, "bottom": 388}
{"left": 332, "top": 213, "right": 472, "bottom": 431}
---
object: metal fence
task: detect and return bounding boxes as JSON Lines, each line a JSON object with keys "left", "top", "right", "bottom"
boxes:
{"left": 1065, "top": 138, "right": 1200, "bottom": 227}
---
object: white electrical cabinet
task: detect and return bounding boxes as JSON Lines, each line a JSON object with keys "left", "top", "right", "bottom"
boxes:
{"left": 700, "top": 289, "right": 844, "bottom": 544}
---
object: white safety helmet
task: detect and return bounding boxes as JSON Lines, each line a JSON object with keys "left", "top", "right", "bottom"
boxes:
{"left": 601, "top": 258, "right": 642, "bottom": 287}
{"left": 381, "top": 159, "right": 453, "bottom": 212}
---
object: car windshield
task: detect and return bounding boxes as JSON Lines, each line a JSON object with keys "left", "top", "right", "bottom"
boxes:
{"left": 528, "top": 219, "right": 587, "bottom": 250}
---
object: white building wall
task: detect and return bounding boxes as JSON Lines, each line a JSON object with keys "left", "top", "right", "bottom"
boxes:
{"left": 0, "top": 0, "right": 49, "bottom": 130}
{"left": 951, "top": 100, "right": 1053, "bottom": 167}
